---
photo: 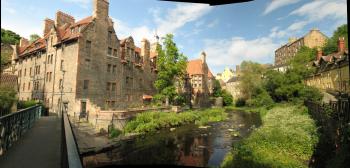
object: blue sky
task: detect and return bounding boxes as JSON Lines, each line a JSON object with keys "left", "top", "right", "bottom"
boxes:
{"left": 1, "top": 0, "right": 347, "bottom": 74}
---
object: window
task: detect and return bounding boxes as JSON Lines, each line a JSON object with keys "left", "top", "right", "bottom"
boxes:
{"left": 30, "top": 67, "right": 32, "bottom": 76}
{"left": 24, "top": 68, "right": 26, "bottom": 76}
{"left": 107, "top": 64, "right": 111, "bottom": 72}
{"left": 85, "top": 59, "right": 90, "bottom": 69}
{"left": 83, "top": 80, "right": 89, "bottom": 90}
{"left": 86, "top": 40, "right": 91, "bottom": 57}
{"left": 23, "top": 83, "right": 25, "bottom": 91}
{"left": 112, "top": 65, "right": 116, "bottom": 73}
{"left": 126, "top": 77, "right": 129, "bottom": 84}
{"left": 46, "top": 72, "right": 49, "bottom": 82}
{"left": 18, "top": 70, "right": 22, "bottom": 77}
{"left": 106, "top": 82, "right": 111, "bottom": 91}
{"left": 113, "top": 49, "right": 118, "bottom": 57}
{"left": 59, "top": 79, "right": 63, "bottom": 89}
{"left": 60, "top": 60, "right": 64, "bottom": 70}
{"left": 50, "top": 55, "right": 53, "bottom": 64}
{"left": 108, "top": 47, "right": 112, "bottom": 56}
{"left": 49, "top": 72, "right": 52, "bottom": 82}
{"left": 111, "top": 83, "right": 116, "bottom": 91}
{"left": 108, "top": 31, "right": 112, "bottom": 44}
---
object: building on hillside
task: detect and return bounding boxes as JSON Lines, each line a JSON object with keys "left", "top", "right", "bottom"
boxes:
{"left": 274, "top": 28, "right": 328, "bottom": 72}
{"left": 305, "top": 37, "right": 349, "bottom": 95}
{"left": 221, "top": 65, "right": 241, "bottom": 100}
{"left": 216, "top": 67, "right": 235, "bottom": 82}
{"left": 183, "top": 52, "right": 214, "bottom": 107}
{"left": 5, "top": 0, "right": 158, "bottom": 117}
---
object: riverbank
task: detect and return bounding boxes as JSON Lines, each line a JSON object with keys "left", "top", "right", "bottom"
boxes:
{"left": 123, "top": 108, "right": 228, "bottom": 134}
{"left": 221, "top": 103, "right": 318, "bottom": 168}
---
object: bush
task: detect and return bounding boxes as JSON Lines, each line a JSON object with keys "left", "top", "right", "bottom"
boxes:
{"left": 173, "top": 95, "right": 186, "bottom": 106}
{"left": 235, "top": 98, "right": 246, "bottom": 107}
{"left": 246, "top": 90, "right": 274, "bottom": 108}
{"left": 299, "top": 86, "right": 323, "bottom": 102}
{"left": 0, "top": 86, "right": 17, "bottom": 112}
{"left": 17, "top": 100, "right": 38, "bottom": 109}
{"left": 222, "top": 90, "right": 233, "bottom": 106}
{"left": 109, "top": 127, "right": 122, "bottom": 138}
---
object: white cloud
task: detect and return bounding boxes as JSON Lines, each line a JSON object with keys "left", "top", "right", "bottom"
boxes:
{"left": 290, "top": 0, "right": 347, "bottom": 23}
{"left": 113, "top": 18, "right": 155, "bottom": 46}
{"left": 154, "top": 3, "right": 212, "bottom": 37}
{"left": 264, "top": 0, "right": 301, "bottom": 15}
{"left": 203, "top": 37, "right": 278, "bottom": 73}
{"left": 269, "top": 20, "right": 307, "bottom": 39}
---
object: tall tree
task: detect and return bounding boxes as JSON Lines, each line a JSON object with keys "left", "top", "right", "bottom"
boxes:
{"left": 323, "top": 24, "right": 348, "bottom": 55}
{"left": 29, "top": 34, "right": 40, "bottom": 43}
{"left": 154, "top": 34, "right": 187, "bottom": 103}
{"left": 1, "top": 28, "right": 21, "bottom": 45}
{"left": 239, "top": 61, "right": 266, "bottom": 99}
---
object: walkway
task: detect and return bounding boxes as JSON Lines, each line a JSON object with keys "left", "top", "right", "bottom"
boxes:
{"left": 0, "top": 115, "right": 61, "bottom": 168}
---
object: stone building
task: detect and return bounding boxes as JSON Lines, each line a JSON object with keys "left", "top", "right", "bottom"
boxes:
{"left": 185, "top": 52, "right": 214, "bottom": 107}
{"left": 222, "top": 65, "right": 241, "bottom": 100}
{"left": 6, "top": 0, "right": 157, "bottom": 116}
{"left": 305, "top": 37, "right": 349, "bottom": 95}
{"left": 274, "top": 28, "right": 328, "bottom": 71}
{"left": 216, "top": 67, "right": 235, "bottom": 83}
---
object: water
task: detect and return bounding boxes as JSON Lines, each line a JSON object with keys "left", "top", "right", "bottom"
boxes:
{"left": 83, "top": 110, "right": 261, "bottom": 167}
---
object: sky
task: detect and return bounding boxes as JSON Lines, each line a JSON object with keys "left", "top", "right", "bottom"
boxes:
{"left": 1, "top": 0, "right": 348, "bottom": 74}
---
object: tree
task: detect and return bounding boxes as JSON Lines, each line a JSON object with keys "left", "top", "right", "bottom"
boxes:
{"left": 1, "top": 28, "right": 21, "bottom": 45}
{"left": 212, "top": 79, "right": 223, "bottom": 97}
{"left": 0, "top": 86, "right": 17, "bottom": 113}
{"left": 239, "top": 61, "right": 267, "bottom": 100}
{"left": 323, "top": 24, "right": 348, "bottom": 55}
{"left": 29, "top": 34, "right": 40, "bottom": 43}
{"left": 154, "top": 34, "right": 188, "bottom": 104}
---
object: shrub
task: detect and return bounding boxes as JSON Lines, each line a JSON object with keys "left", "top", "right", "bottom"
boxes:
{"left": 299, "top": 85, "right": 323, "bottom": 102}
{"left": 235, "top": 98, "right": 246, "bottom": 107}
{"left": 17, "top": 100, "right": 38, "bottom": 109}
{"left": 109, "top": 127, "right": 122, "bottom": 138}
{"left": 246, "top": 90, "right": 274, "bottom": 108}
{"left": 222, "top": 90, "right": 233, "bottom": 106}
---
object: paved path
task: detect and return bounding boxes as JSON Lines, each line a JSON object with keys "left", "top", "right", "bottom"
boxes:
{"left": 0, "top": 115, "right": 61, "bottom": 168}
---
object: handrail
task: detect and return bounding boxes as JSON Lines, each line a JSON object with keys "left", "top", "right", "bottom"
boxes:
{"left": 61, "top": 112, "right": 83, "bottom": 168}
{"left": 0, "top": 105, "right": 41, "bottom": 156}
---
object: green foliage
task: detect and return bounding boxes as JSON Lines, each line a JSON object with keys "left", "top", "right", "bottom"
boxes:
{"left": 221, "top": 90, "right": 233, "bottom": 106}
{"left": 124, "top": 108, "right": 227, "bottom": 134}
{"left": 0, "top": 86, "right": 17, "bottom": 111}
{"left": 173, "top": 95, "right": 186, "bottom": 106}
{"left": 154, "top": 34, "right": 188, "bottom": 104}
{"left": 239, "top": 61, "right": 267, "bottom": 100}
{"left": 17, "top": 100, "right": 38, "bottom": 109}
{"left": 213, "top": 79, "right": 223, "bottom": 97}
{"left": 109, "top": 127, "right": 122, "bottom": 138}
{"left": 235, "top": 98, "right": 246, "bottom": 107}
{"left": 246, "top": 89, "right": 274, "bottom": 108}
{"left": 29, "top": 34, "right": 40, "bottom": 43}
{"left": 221, "top": 104, "right": 318, "bottom": 168}
{"left": 323, "top": 24, "right": 348, "bottom": 55}
{"left": 288, "top": 46, "right": 317, "bottom": 78}
{"left": 1, "top": 28, "right": 21, "bottom": 45}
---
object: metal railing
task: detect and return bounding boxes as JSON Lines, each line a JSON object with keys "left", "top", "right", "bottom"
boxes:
{"left": 0, "top": 105, "right": 41, "bottom": 155}
{"left": 61, "top": 111, "right": 83, "bottom": 168}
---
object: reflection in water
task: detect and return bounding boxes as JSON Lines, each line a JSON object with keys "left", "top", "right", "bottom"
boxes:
{"left": 83, "top": 110, "right": 261, "bottom": 167}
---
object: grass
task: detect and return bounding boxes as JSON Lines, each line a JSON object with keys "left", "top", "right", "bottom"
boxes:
{"left": 221, "top": 104, "right": 318, "bottom": 168}
{"left": 123, "top": 108, "right": 228, "bottom": 134}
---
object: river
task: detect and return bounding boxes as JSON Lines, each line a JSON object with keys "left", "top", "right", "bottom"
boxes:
{"left": 83, "top": 110, "right": 261, "bottom": 167}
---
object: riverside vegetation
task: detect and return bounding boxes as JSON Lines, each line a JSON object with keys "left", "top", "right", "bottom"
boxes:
{"left": 123, "top": 108, "right": 228, "bottom": 134}
{"left": 221, "top": 24, "right": 348, "bottom": 168}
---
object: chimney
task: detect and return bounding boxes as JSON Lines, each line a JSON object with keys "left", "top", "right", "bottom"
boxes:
{"left": 55, "top": 11, "right": 75, "bottom": 27}
{"left": 19, "top": 38, "right": 29, "bottom": 47}
{"left": 317, "top": 48, "right": 322, "bottom": 61}
{"left": 338, "top": 37, "right": 345, "bottom": 52}
{"left": 141, "top": 38, "right": 150, "bottom": 64}
{"left": 200, "top": 51, "right": 206, "bottom": 64}
{"left": 93, "top": 0, "right": 109, "bottom": 20}
{"left": 43, "top": 18, "right": 55, "bottom": 36}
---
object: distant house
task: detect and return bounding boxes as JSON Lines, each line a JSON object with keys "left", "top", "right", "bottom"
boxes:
{"left": 305, "top": 37, "right": 349, "bottom": 95}
{"left": 182, "top": 51, "right": 214, "bottom": 107}
{"left": 225, "top": 76, "right": 241, "bottom": 100}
